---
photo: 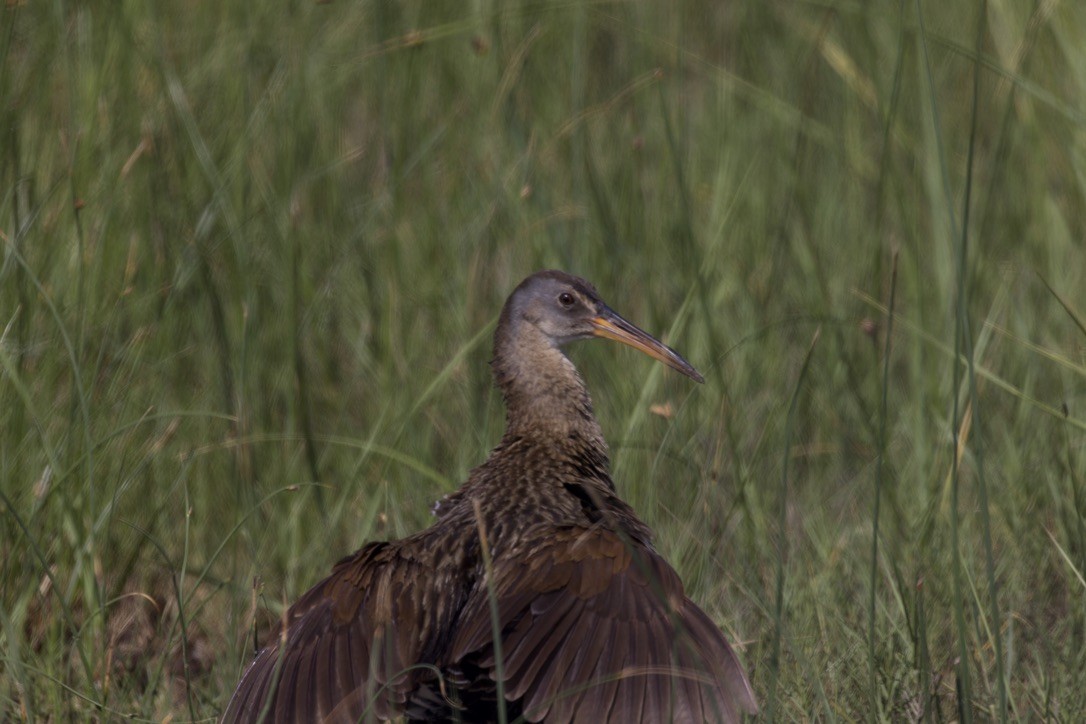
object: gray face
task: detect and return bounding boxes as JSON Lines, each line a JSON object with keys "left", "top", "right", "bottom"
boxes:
{"left": 512, "top": 273, "right": 604, "bottom": 347}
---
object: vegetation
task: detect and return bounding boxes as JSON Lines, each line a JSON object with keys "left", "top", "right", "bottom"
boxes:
{"left": 2, "top": 0, "right": 1083, "bottom": 720}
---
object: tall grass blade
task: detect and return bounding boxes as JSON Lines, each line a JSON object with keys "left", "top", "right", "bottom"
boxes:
{"left": 955, "top": 1, "right": 1008, "bottom": 718}
{"left": 472, "top": 499, "right": 507, "bottom": 724}
{"left": 767, "top": 328, "right": 820, "bottom": 722}
{"left": 867, "top": 252, "right": 899, "bottom": 718}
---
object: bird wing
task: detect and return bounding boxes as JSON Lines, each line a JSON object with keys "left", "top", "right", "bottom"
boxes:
{"left": 220, "top": 541, "right": 440, "bottom": 724}
{"left": 448, "top": 525, "right": 758, "bottom": 723}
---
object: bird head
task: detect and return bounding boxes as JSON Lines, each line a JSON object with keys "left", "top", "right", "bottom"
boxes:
{"left": 499, "top": 270, "right": 704, "bottom": 383}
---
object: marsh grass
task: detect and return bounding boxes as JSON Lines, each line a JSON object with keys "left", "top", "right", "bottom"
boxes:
{"left": 1, "top": 0, "right": 1084, "bottom": 720}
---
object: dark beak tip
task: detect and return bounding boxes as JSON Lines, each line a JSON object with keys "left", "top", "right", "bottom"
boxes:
{"left": 591, "top": 311, "right": 705, "bottom": 385}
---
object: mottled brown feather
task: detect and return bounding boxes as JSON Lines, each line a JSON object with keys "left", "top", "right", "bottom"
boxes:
{"left": 445, "top": 525, "right": 754, "bottom": 723}
{"left": 221, "top": 271, "right": 756, "bottom": 723}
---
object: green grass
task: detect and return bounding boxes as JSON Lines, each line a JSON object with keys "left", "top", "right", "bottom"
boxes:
{"left": 2, "top": 0, "right": 1085, "bottom": 720}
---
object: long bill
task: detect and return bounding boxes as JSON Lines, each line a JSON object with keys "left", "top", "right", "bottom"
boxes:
{"left": 590, "top": 307, "right": 705, "bottom": 383}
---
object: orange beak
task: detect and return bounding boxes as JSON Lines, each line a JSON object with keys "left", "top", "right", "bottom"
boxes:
{"left": 590, "top": 307, "right": 705, "bottom": 383}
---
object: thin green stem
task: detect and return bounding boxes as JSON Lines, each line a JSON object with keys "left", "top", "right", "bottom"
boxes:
{"left": 868, "top": 252, "right": 899, "bottom": 720}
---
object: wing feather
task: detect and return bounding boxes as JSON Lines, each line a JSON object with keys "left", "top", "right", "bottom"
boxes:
{"left": 448, "top": 526, "right": 757, "bottom": 723}
{"left": 221, "top": 541, "right": 439, "bottom": 723}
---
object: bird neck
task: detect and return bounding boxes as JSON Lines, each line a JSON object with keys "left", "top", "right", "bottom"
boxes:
{"left": 491, "top": 323, "right": 608, "bottom": 453}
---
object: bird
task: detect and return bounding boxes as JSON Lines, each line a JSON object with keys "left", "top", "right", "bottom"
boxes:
{"left": 222, "top": 270, "right": 757, "bottom": 723}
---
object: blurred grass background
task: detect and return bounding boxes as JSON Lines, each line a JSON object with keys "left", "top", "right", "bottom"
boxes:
{"left": 2, "top": 0, "right": 1084, "bottom": 720}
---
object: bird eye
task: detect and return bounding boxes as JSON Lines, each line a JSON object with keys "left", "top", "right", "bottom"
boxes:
{"left": 558, "top": 292, "right": 575, "bottom": 308}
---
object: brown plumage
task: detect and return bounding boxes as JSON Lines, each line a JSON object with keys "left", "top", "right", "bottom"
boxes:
{"left": 222, "top": 270, "right": 757, "bottom": 723}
